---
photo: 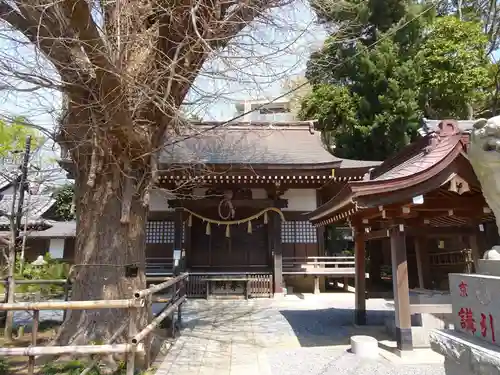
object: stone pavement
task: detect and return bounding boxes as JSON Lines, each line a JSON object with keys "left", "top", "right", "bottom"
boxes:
{"left": 153, "top": 294, "right": 447, "bottom": 375}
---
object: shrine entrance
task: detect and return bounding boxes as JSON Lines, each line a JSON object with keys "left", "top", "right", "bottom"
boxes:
{"left": 189, "top": 207, "right": 269, "bottom": 272}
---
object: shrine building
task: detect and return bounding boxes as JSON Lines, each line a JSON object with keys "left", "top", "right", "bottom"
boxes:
{"left": 306, "top": 119, "right": 499, "bottom": 352}
{"left": 148, "top": 121, "right": 380, "bottom": 296}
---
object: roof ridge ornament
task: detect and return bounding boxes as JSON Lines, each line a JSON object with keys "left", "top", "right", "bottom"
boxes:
{"left": 425, "top": 120, "right": 460, "bottom": 154}
{"left": 437, "top": 120, "right": 460, "bottom": 136}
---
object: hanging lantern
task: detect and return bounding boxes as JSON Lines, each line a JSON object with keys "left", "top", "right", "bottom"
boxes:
{"left": 206, "top": 222, "right": 211, "bottom": 235}
{"left": 247, "top": 221, "right": 252, "bottom": 234}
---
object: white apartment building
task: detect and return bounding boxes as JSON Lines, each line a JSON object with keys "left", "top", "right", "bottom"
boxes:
{"left": 233, "top": 99, "right": 295, "bottom": 122}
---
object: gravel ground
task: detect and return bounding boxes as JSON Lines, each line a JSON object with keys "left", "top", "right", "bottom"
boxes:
{"left": 155, "top": 295, "right": 447, "bottom": 375}
{"left": 267, "top": 346, "right": 445, "bottom": 375}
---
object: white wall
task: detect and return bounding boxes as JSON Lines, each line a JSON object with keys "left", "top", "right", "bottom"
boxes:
{"left": 0, "top": 185, "right": 15, "bottom": 194}
{"left": 149, "top": 189, "right": 175, "bottom": 211}
{"left": 282, "top": 189, "right": 317, "bottom": 211}
{"left": 148, "top": 187, "right": 318, "bottom": 212}
{"left": 251, "top": 188, "right": 267, "bottom": 199}
{"left": 49, "top": 238, "right": 65, "bottom": 259}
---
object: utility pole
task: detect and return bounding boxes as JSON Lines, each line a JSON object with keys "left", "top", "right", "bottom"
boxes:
{"left": 15, "top": 135, "right": 31, "bottom": 273}
{"left": 15, "top": 135, "right": 32, "bottom": 241}
{"left": 3, "top": 135, "right": 31, "bottom": 339}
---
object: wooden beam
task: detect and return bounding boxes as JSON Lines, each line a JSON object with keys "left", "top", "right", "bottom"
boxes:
{"left": 173, "top": 208, "right": 183, "bottom": 275}
{"left": 168, "top": 198, "right": 288, "bottom": 209}
{"left": 469, "top": 231, "right": 482, "bottom": 273}
{"left": 271, "top": 208, "right": 283, "bottom": 294}
{"left": 361, "top": 229, "right": 389, "bottom": 241}
{"left": 406, "top": 226, "right": 475, "bottom": 237}
{"left": 316, "top": 190, "right": 326, "bottom": 255}
{"left": 390, "top": 226, "right": 413, "bottom": 351}
{"left": 354, "top": 230, "right": 366, "bottom": 325}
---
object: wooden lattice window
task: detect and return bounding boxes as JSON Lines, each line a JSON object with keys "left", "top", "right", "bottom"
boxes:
{"left": 146, "top": 221, "right": 185, "bottom": 244}
{"left": 281, "top": 221, "right": 317, "bottom": 244}
{"left": 281, "top": 221, "right": 295, "bottom": 243}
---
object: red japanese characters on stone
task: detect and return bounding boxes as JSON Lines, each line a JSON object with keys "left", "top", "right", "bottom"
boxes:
{"left": 459, "top": 307, "right": 476, "bottom": 334}
{"left": 458, "top": 281, "right": 468, "bottom": 297}
{"left": 480, "top": 313, "right": 496, "bottom": 343}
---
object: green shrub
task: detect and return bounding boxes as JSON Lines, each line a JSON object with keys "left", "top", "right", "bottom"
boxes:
{"left": 15, "top": 253, "right": 70, "bottom": 296}
{"left": 41, "top": 360, "right": 150, "bottom": 375}
{"left": 41, "top": 360, "right": 99, "bottom": 375}
{"left": 0, "top": 357, "right": 9, "bottom": 375}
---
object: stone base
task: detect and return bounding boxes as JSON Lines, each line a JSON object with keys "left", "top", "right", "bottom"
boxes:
{"left": 283, "top": 275, "right": 326, "bottom": 294}
{"left": 430, "top": 329, "right": 500, "bottom": 375}
{"left": 350, "top": 335, "right": 379, "bottom": 359}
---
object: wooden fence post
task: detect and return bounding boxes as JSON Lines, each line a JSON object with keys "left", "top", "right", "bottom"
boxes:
{"left": 28, "top": 310, "right": 39, "bottom": 375}
{"left": 126, "top": 307, "right": 137, "bottom": 375}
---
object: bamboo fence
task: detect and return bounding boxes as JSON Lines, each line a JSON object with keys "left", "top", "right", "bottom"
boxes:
{"left": 0, "top": 273, "right": 188, "bottom": 375}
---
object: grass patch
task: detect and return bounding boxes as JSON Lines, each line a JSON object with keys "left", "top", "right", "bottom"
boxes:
{"left": 0, "top": 326, "right": 56, "bottom": 375}
{"left": 0, "top": 327, "right": 156, "bottom": 375}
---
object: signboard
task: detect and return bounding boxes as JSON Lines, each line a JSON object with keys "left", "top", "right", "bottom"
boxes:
{"left": 449, "top": 273, "right": 500, "bottom": 347}
{"left": 173, "top": 250, "right": 181, "bottom": 261}
{"left": 173, "top": 249, "right": 181, "bottom": 268}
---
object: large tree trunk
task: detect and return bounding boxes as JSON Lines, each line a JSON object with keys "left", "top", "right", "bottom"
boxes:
{"left": 54, "top": 159, "right": 149, "bottom": 371}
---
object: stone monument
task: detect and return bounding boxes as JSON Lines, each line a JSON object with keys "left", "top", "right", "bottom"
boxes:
{"left": 429, "top": 116, "right": 500, "bottom": 374}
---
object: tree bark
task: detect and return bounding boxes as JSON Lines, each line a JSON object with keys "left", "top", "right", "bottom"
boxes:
{"left": 54, "top": 160, "right": 149, "bottom": 371}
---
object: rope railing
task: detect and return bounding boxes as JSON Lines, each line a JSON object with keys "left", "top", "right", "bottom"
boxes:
{"left": 0, "top": 273, "right": 188, "bottom": 375}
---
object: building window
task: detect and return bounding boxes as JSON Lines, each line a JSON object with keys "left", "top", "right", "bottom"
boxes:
{"left": 146, "top": 221, "right": 186, "bottom": 244}
{"left": 281, "top": 221, "right": 317, "bottom": 244}
{"left": 146, "top": 221, "right": 173, "bottom": 244}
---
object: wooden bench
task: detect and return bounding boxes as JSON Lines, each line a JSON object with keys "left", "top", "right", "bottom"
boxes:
{"left": 204, "top": 276, "right": 252, "bottom": 300}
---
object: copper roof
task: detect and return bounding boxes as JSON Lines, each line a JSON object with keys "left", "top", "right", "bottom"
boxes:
{"left": 308, "top": 120, "right": 479, "bottom": 225}
{"left": 161, "top": 122, "right": 381, "bottom": 168}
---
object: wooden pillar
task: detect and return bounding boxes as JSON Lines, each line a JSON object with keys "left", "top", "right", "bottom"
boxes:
{"left": 354, "top": 230, "right": 366, "bottom": 325}
{"left": 414, "top": 237, "right": 431, "bottom": 289}
{"left": 173, "top": 208, "right": 183, "bottom": 275}
{"left": 313, "top": 276, "right": 320, "bottom": 294}
{"left": 271, "top": 211, "right": 283, "bottom": 294}
{"left": 390, "top": 225, "right": 413, "bottom": 351}
{"left": 469, "top": 231, "right": 482, "bottom": 273}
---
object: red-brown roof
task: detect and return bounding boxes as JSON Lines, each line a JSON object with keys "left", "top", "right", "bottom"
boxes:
{"left": 308, "top": 120, "right": 474, "bottom": 225}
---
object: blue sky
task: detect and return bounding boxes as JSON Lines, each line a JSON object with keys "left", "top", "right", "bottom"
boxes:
{"left": 0, "top": 1, "right": 326, "bottom": 130}
{"left": 0, "top": 2, "right": 498, "bottom": 144}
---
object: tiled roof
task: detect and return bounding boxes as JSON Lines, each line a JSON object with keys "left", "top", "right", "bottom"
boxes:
{"left": 28, "top": 221, "right": 76, "bottom": 238}
{"left": 0, "top": 194, "right": 55, "bottom": 225}
{"left": 0, "top": 220, "right": 75, "bottom": 239}
{"left": 161, "top": 122, "right": 381, "bottom": 168}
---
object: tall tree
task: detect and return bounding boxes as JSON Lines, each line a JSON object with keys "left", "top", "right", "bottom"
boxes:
{"left": 301, "top": 0, "right": 493, "bottom": 160}
{"left": 0, "top": 0, "right": 289, "bottom": 368}
{"left": 417, "top": 16, "right": 490, "bottom": 119}
{"left": 301, "top": 0, "right": 430, "bottom": 160}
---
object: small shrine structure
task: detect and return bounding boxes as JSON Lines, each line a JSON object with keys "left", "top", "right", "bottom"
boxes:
{"left": 306, "top": 120, "right": 498, "bottom": 352}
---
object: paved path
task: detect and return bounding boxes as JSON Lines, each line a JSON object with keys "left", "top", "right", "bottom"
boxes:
{"left": 154, "top": 294, "right": 446, "bottom": 375}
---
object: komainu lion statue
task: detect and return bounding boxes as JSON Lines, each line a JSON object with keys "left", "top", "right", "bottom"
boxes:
{"left": 469, "top": 116, "right": 500, "bottom": 260}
